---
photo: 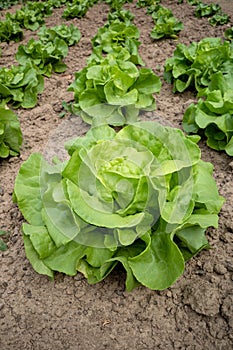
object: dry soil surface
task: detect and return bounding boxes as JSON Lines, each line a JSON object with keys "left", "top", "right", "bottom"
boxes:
{"left": 0, "top": 1, "right": 233, "bottom": 349}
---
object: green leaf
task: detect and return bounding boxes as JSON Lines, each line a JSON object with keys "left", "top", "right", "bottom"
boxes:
{"left": 43, "top": 241, "right": 86, "bottom": 276}
{"left": 23, "top": 234, "right": 54, "bottom": 278}
{"left": 13, "top": 153, "right": 61, "bottom": 225}
{"left": 22, "top": 223, "right": 56, "bottom": 259}
{"left": 128, "top": 231, "right": 185, "bottom": 290}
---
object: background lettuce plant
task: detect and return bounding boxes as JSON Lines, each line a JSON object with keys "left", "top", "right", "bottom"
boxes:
{"left": 62, "top": 0, "right": 99, "bottom": 19}
{"left": 150, "top": 6, "right": 183, "bottom": 40}
{"left": 90, "top": 21, "right": 144, "bottom": 65}
{"left": 0, "top": 19, "right": 23, "bottom": 43}
{"left": 194, "top": 2, "right": 221, "bottom": 18}
{"left": 164, "top": 37, "right": 233, "bottom": 94}
{"left": 38, "top": 24, "right": 81, "bottom": 47}
{"left": 0, "top": 62, "right": 44, "bottom": 108}
{"left": 208, "top": 12, "right": 230, "bottom": 26}
{"left": 13, "top": 121, "right": 224, "bottom": 291}
{"left": 107, "top": 9, "right": 135, "bottom": 24}
{"left": 224, "top": 26, "right": 233, "bottom": 41}
{"left": 68, "top": 52, "right": 161, "bottom": 125}
{"left": 183, "top": 71, "right": 233, "bottom": 155}
{"left": 0, "top": 103, "right": 22, "bottom": 158}
{"left": 15, "top": 37, "right": 69, "bottom": 77}
{"left": 5, "top": 6, "right": 46, "bottom": 31}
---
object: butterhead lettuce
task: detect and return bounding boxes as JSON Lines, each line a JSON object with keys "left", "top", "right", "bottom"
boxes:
{"left": 13, "top": 121, "right": 224, "bottom": 290}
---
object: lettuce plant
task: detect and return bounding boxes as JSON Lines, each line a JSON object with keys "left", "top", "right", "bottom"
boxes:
{"left": 208, "top": 13, "right": 230, "bottom": 26}
{"left": 16, "top": 37, "right": 69, "bottom": 77}
{"left": 62, "top": 0, "right": 99, "bottom": 19}
{"left": 68, "top": 52, "right": 161, "bottom": 125}
{"left": 225, "top": 26, "right": 233, "bottom": 41}
{"left": 136, "top": 0, "right": 160, "bottom": 7}
{"left": 0, "top": 19, "right": 23, "bottom": 43}
{"left": 183, "top": 71, "right": 233, "bottom": 156}
{"left": 104, "top": 0, "right": 133, "bottom": 10}
{"left": 90, "top": 21, "right": 144, "bottom": 65}
{"left": 187, "top": 0, "right": 200, "bottom": 5}
{"left": 13, "top": 121, "right": 224, "bottom": 290}
{"left": 0, "top": 62, "right": 44, "bottom": 108}
{"left": 26, "top": 1, "right": 53, "bottom": 16}
{"left": 164, "top": 37, "right": 233, "bottom": 94}
{"left": 38, "top": 24, "right": 81, "bottom": 47}
{"left": 150, "top": 6, "right": 183, "bottom": 40}
{"left": 0, "top": 103, "right": 22, "bottom": 158}
{"left": 5, "top": 7, "right": 45, "bottom": 31}
{"left": 194, "top": 2, "right": 221, "bottom": 18}
{"left": 108, "top": 9, "right": 135, "bottom": 24}
{"left": 47, "top": 0, "right": 68, "bottom": 8}
{"left": 0, "top": 0, "right": 19, "bottom": 10}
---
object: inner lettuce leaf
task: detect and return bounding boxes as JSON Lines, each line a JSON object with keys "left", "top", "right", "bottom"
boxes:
{"left": 13, "top": 121, "right": 225, "bottom": 290}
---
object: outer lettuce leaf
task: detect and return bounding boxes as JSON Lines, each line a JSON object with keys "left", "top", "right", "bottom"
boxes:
{"left": 128, "top": 231, "right": 185, "bottom": 290}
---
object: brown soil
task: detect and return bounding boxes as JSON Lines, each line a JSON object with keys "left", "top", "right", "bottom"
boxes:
{"left": 0, "top": 1, "right": 233, "bottom": 349}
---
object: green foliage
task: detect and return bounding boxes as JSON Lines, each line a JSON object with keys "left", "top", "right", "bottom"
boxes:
{"left": 108, "top": 9, "right": 135, "bottom": 24}
{"left": 13, "top": 122, "right": 224, "bottom": 290}
{"left": 25, "top": 1, "right": 54, "bottom": 17}
{"left": 15, "top": 37, "right": 69, "bottom": 77}
{"left": 5, "top": 6, "right": 45, "bottom": 31}
{"left": 0, "top": 0, "right": 19, "bottom": 10}
{"left": 183, "top": 71, "right": 233, "bottom": 155}
{"left": 104, "top": 0, "right": 133, "bottom": 11}
{"left": 0, "top": 230, "right": 10, "bottom": 251}
{"left": 186, "top": 0, "right": 230, "bottom": 26}
{"left": 150, "top": 6, "right": 183, "bottom": 40}
{"left": 163, "top": 37, "right": 233, "bottom": 93}
{"left": 47, "top": 0, "right": 69, "bottom": 8}
{"left": 187, "top": 0, "right": 200, "bottom": 5}
{"left": 68, "top": 52, "right": 161, "bottom": 125}
{"left": 90, "top": 21, "right": 144, "bottom": 65}
{"left": 208, "top": 13, "right": 230, "bottom": 26}
{"left": 0, "top": 104, "right": 22, "bottom": 158}
{"left": 136, "top": 0, "right": 160, "bottom": 7}
{"left": 62, "top": 0, "right": 98, "bottom": 19}
{"left": 0, "top": 19, "right": 23, "bottom": 43}
{"left": 38, "top": 24, "right": 81, "bottom": 47}
{"left": 0, "top": 62, "right": 44, "bottom": 108}
{"left": 224, "top": 26, "right": 233, "bottom": 41}
{"left": 194, "top": 2, "right": 221, "bottom": 18}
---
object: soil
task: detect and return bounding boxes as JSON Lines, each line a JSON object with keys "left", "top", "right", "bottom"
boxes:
{"left": 0, "top": 1, "right": 233, "bottom": 349}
